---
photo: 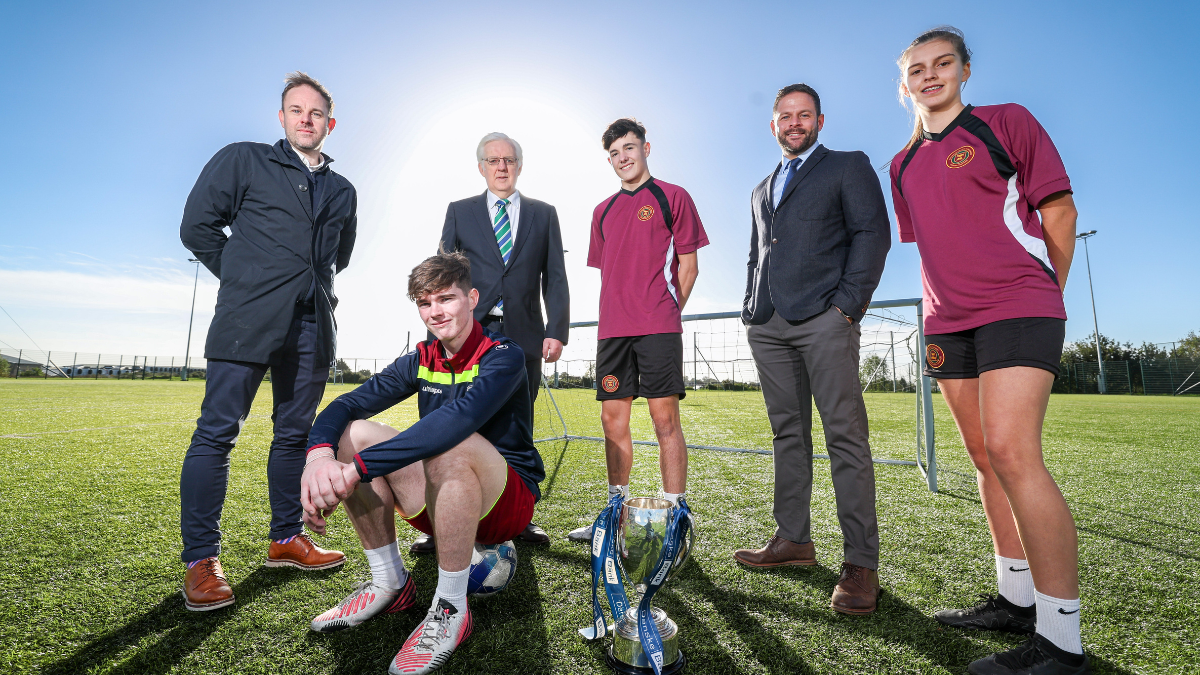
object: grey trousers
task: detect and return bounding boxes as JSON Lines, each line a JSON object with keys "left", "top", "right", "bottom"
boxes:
{"left": 747, "top": 307, "right": 879, "bottom": 570}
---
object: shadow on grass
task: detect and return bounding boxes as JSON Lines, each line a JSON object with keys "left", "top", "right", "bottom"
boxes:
{"left": 1072, "top": 500, "right": 1200, "bottom": 536}
{"left": 1075, "top": 524, "right": 1200, "bottom": 563}
{"left": 538, "top": 439, "right": 571, "bottom": 501}
{"left": 667, "top": 562, "right": 805, "bottom": 674}
{"left": 941, "top": 488, "right": 1200, "bottom": 563}
{"left": 680, "top": 562, "right": 1136, "bottom": 675}
{"left": 42, "top": 566, "right": 333, "bottom": 675}
{"left": 319, "top": 541, "right": 556, "bottom": 675}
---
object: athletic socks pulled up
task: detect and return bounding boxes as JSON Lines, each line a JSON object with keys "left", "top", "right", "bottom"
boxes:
{"left": 1034, "top": 590, "right": 1083, "bottom": 655}
{"left": 434, "top": 566, "right": 469, "bottom": 611}
{"left": 364, "top": 541, "right": 408, "bottom": 591}
{"left": 996, "top": 555, "right": 1035, "bottom": 607}
{"left": 605, "top": 485, "right": 685, "bottom": 507}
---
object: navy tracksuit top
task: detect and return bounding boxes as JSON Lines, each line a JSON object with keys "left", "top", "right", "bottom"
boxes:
{"left": 307, "top": 321, "right": 545, "bottom": 501}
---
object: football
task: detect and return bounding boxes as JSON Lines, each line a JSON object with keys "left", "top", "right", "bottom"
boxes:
{"left": 467, "top": 540, "right": 518, "bottom": 597}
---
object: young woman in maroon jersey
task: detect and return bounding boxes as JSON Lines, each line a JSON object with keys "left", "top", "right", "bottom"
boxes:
{"left": 889, "top": 26, "right": 1089, "bottom": 675}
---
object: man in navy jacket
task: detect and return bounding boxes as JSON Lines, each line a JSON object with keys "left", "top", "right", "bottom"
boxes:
{"left": 735, "top": 84, "right": 890, "bottom": 615}
{"left": 302, "top": 250, "right": 543, "bottom": 675}
{"left": 177, "top": 73, "right": 355, "bottom": 611}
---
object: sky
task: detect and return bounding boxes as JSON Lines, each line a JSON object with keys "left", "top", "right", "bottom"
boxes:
{"left": 2, "top": 0, "right": 1198, "bottom": 362}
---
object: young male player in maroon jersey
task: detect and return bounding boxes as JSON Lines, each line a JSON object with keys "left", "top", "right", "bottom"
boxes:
{"left": 567, "top": 118, "right": 709, "bottom": 542}
{"left": 890, "top": 27, "right": 1087, "bottom": 675}
{"left": 300, "top": 250, "right": 544, "bottom": 675}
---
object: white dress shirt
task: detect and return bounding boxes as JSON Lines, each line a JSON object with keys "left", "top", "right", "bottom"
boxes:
{"left": 771, "top": 142, "right": 819, "bottom": 209}
{"left": 485, "top": 189, "right": 521, "bottom": 316}
{"left": 292, "top": 145, "right": 326, "bottom": 172}
{"left": 486, "top": 189, "right": 521, "bottom": 243}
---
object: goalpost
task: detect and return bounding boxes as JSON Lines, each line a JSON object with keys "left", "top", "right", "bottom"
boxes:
{"left": 533, "top": 298, "right": 939, "bottom": 492}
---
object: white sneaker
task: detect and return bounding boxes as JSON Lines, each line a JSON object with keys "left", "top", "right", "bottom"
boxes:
{"left": 567, "top": 523, "right": 594, "bottom": 543}
{"left": 310, "top": 576, "right": 416, "bottom": 633}
{"left": 389, "top": 598, "right": 473, "bottom": 674}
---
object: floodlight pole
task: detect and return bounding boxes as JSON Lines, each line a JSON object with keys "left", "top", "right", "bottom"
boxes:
{"left": 182, "top": 258, "right": 201, "bottom": 382}
{"left": 1076, "top": 231, "right": 1104, "bottom": 393}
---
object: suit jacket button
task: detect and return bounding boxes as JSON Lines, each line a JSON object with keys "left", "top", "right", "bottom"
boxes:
{"left": 772, "top": 238, "right": 778, "bottom": 243}
{"left": 299, "top": 185, "right": 308, "bottom": 191}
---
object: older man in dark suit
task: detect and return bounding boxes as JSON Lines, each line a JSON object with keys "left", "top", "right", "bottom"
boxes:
{"left": 408, "top": 132, "right": 568, "bottom": 552}
{"left": 733, "top": 83, "right": 891, "bottom": 615}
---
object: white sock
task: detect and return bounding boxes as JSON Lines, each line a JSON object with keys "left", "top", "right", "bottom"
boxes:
{"left": 1034, "top": 590, "right": 1083, "bottom": 654}
{"left": 363, "top": 541, "right": 407, "bottom": 591}
{"left": 662, "top": 491, "right": 684, "bottom": 506}
{"left": 996, "top": 555, "right": 1034, "bottom": 607}
{"left": 608, "top": 484, "right": 629, "bottom": 500}
{"left": 433, "top": 566, "right": 469, "bottom": 610}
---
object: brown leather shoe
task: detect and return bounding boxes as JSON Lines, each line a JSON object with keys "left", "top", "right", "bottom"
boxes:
{"left": 265, "top": 533, "right": 346, "bottom": 570}
{"left": 830, "top": 562, "right": 880, "bottom": 615}
{"left": 183, "top": 557, "right": 235, "bottom": 611}
{"left": 733, "top": 535, "right": 817, "bottom": 567}
{"left": 410, "top": 533, "right": 436, "bottom": 554}
{"left": 516, "top": 522, "right": 550, "bottom": 545}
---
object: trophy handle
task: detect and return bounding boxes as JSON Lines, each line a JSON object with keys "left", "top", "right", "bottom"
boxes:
{"left": 668, "top": 511, "right": 697, "bottom": 579}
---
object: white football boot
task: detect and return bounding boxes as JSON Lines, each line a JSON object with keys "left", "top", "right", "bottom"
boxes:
{"left": 566, "top": 523, "right": 594, "bottom": 543}
{"left": 310, "top": 576, "right": 416, "bottom": 633}
{"left": 389, "top": 598, "right": 473, "bottom": 674}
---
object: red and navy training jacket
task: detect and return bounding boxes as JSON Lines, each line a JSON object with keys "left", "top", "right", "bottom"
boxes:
{"left": 307, "top": 321, "right": 545, "bottom": 501}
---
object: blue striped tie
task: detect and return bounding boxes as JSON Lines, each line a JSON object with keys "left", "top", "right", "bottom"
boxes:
{"left": 493, "top": 198, "right": 512, "bottom": 310}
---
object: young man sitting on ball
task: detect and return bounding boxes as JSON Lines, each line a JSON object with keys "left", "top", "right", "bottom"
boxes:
{"left": 301, "top": 248, "right": 545, "bottom": 675}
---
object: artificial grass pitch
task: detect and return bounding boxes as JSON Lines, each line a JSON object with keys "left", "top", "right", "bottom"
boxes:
{"left": 0, "top": 380, "right": 1196, "bottom": 674}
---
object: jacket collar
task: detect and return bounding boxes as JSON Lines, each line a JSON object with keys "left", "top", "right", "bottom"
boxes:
{"left": 475, "top": 192, "right": 506, "bottom": 265}
{"left": 773, "top": 144, "right": 828, "bottom": 212}
{"left": 431, "top": 320, "right": 486, "bottom": 372}
{"left": 269, "top": 139, "right": 335, "bottom": 172}
{"left": 476, "top": 190, "right": 537, "bottom": 268}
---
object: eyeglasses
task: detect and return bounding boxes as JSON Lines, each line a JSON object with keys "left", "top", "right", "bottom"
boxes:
{"left": 484, "top": 157, "right": 518, "bottom": 167}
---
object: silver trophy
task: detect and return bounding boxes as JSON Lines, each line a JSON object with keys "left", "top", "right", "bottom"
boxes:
{"left": 605, "top": 497, "right": 695, "bottom": 674}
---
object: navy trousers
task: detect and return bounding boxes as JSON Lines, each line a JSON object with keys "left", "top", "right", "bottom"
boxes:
{"left": 179, "top": 317, "right": 328, "bottom": 563}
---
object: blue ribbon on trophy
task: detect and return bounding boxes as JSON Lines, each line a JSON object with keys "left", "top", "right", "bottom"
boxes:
{"left": 635, "top": 497, "right": 691, "bottom": 674}
{"left": 580, "top": 494, "right": 693, "bottom": 675}
{"left": 580, "top": 492, "right": 630, "bottom": 640}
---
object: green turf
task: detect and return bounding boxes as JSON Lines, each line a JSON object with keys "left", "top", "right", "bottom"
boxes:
{"left": 0, "top": 380, "right": 1196, "bottom": 674}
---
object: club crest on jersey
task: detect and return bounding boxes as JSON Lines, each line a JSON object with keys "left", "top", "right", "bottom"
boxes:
{"left": 601, "top": 375, "right": 620, "bottom": 392}
{"left": 637, "top": 205, "right": 654, "bottom": 221}
{"left": 946, "top": 145, "right": 975, "bottom": 169}
{"left": 926, "top": 344, "right": 945, "bottom": 369}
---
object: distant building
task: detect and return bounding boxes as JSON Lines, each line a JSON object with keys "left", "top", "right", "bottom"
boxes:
{"left": 1, "top": 352, "right": 204, "bottom": 378}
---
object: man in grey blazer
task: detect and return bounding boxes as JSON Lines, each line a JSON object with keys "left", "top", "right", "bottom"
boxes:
{"left": 733, "top": 84, "right": 891, "bottom": 615}
{"left": 408, "top": 132, "right": 568, "bottom": 552}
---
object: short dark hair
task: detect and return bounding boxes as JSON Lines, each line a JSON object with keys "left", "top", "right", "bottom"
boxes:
{"left": 281, "top": 71, "right": 334, "bottom": 115}
{"left": 773, "top": 83, "right": 821, "bottom": 116}
{"left": 408, "top": 245, "right": 472, "bottom": 302}
{"left": 602, "top": 118, "right": 647, "bottom": 150}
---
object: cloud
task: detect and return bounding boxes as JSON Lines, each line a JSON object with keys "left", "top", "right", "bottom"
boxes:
{"left": 0, "top": 267, "right": 218, "bottom": 357}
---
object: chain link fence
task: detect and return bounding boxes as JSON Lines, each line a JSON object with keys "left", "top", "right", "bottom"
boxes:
{"left": 0, "top": 351, "right": 397, "bottom": 384}
{"left": 6, "top": 348, "right": 1195, "bottom": 397}
{"left": 1055, "top": 358, "right": 1200, "bottom": 395}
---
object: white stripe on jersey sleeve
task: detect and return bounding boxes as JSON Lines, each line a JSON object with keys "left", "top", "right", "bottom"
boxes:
{"left": 663, "top": 237, "right": 678, "bottom": 306}
{"left": 1002, "top": 174, "right": 1055, "bottom": 274}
